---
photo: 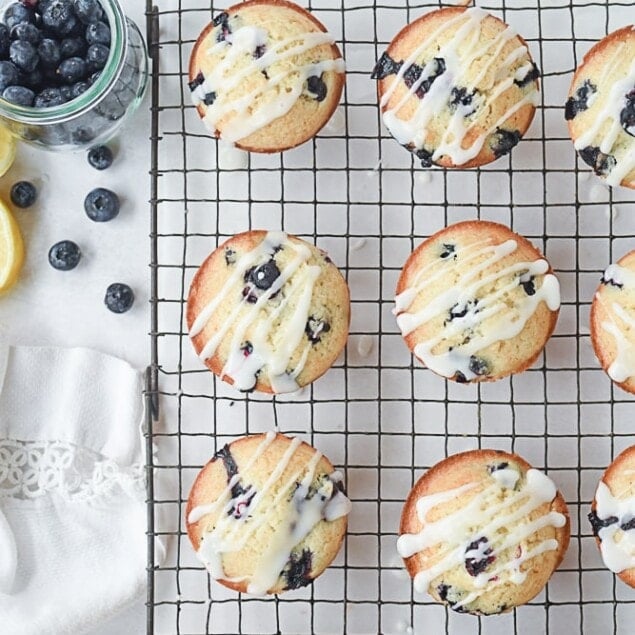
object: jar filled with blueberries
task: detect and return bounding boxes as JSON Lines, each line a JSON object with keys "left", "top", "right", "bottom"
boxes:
{"left": 0, "top": 0, "right": 148, "bottom": 149}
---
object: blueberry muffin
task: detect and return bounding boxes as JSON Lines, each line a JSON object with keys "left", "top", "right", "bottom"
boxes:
{"left": 590, "top": 250, "right": 635, "bottom": 394}
{"left": 372, "top": 6, "right": 539, "bottom": 169}
{"left": 187, "top": 230, "right": 350, "bottom": 394}
{"left": 186, "top": 432, "right": 351, "bottom": 595}
{"left": 188, "top": 0, "right": 345, "bottom": 153}
{"left": 398, "top": 450, "right": 570, "bottom": 615}
{"left": 565, "top": 26, "right": 635, "bottom": 189}
{"left": 589, "top": 445, "right": 635, "bottom": 588}
{"left": 394, "top": 220, "right": 560, "bottom": 383}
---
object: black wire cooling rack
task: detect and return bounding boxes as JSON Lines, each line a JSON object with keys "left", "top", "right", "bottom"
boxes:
{"left": 144, "top": 1, "right": 635, "bottom": 633}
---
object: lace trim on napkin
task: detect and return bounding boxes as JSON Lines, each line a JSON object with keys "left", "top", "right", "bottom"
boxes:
{"left": 0, "top": 439, "right": 145, "bottom": 502}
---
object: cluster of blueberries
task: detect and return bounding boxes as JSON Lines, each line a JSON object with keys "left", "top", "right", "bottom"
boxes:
{"left": 11, "top": 144, "right": 134, "bottom": 313}
{"left": 0, "top": 0, "right": 110, "bottom": 108}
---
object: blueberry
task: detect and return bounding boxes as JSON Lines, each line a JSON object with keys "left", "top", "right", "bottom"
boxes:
{"left": 414, "top": 146, "right": 434, "bottom": 168}
{"left": 0, "top": 24, "right": 9, "bottom": 58}
{"left": 487, "top": 461, "right": 509, "bottom": 474}
{"left": 9, "top": 40, "right": 38, "bottom": 72}
{"left": 59, "top": 36, "right": 86, "bottom": 59}
{"left": 620, "top": 88, "right": 635, "bottom": 137}
{"left": 48, "top": 240, "right": 81, "bottom": 271}
{"left": 85, "top": 21, "right": 110, "bottom": 46}
{"left": 565, "top": 79, "right": 596, "bottom": 121}
{"left": 87, "top": 69, "right": 100, "bottom": 84}
{"left": 10, "top": 180, "right": 37, "bottom": 207}
{"left": 403, "top": 57, "right": 446, "bottom": 99}
{"left": 212, "top": 12, "right": 231, "bottom": 43}
{"left": 202, "top": 91, "right": 215, "bottom": 105}
{"left": 84, "top": 187, "right": 119, "bottom": 221}
{"left": 73, "top": 0, "right": 103, "bottom": 24}
{"left": 3, "top": 3, "right": 36, "bottom": 30}
{"left": 246, "top": 259, "right": 280, "bottom": 290}
{"left": 449, "top": 86, "right": 478, "bottom": 116}
{"left": 104, "top": 283, "right": 134, "bottom": 313}
{"left": 34, "top": 86, "right": 65, "bottom": 107}
{"left": 23, "top": 67, "right": 44, "bottom": 90}
{"left": 87, "top": 144, "right": 112, "bottom": 170}
{"left": 440, "top": 243, "right": 455, "bottom": 259}
{"left": 85, "top": 42, "right": 108, "bottom": 71}
{"left": 371, "top": 51, "right": 402, "bottom": 80}
{"left": 41, "top": 0, "right": 78, "bottom": 36}
{"left": 468, "top": 355, "right": 489, "bottom": 377}
{"left": 187, "top": 70, "right": 204, "bottom": 92}
{"left": 254, "top": 44, "right": 265, "bottom": 59}
{"left": 305, "top": 316, "right": 330, "bottom": 344}
{"left": 490, "top": 128, "right": 521, "bottom": 158}
{"left": 514, "top": 62, "right": 540, "bottom": 89}
{"left": 464, "top": 537, "right": 495, "bottom": 576}
{"left": 70, "top": 79, "right": 88, "bottom": 98}
{"left": 578, "top": 145, "right": 616, "bottom": 177}
{"left": 10, "top": 22, "right": 41, "bottom": 45}
{"left": 588, "top": 510, "right": 618, "bottom": 536}
{"left": 520, "top": 275, "right": 536, "bottom": 296}
{"left": 59, "top": 83, "right": 73, "bottom": 100}
{"left": 0, "top": 60, "right": 20, "bottom": 91}
{"left": 38, "top": 38, "right": 61, "bottom": 68}
{"left": 283, "top": 548, "right": 313, "bottom": 591}
{"left": 2, "top": 84, "right": 34, "bottom": 105}
{"left": 57, "top": 56, "right": 86, "bottom": 83}
{"left": 224, "top": 248, "right": 236, "bottom": 266}
{"left": 306, "top": 75, "right": 327, "bottom": 102}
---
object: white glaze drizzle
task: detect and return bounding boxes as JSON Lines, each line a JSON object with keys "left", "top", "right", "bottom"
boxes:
{"left": 381, "top": 7, "right": 539, "bottom": 165}
{"left": 393, "top": 237, "right": 560, "bottom": 380}
{"left": 595, "top": 480, "right": 635, "bottom": 573}
{"left": 397, "top": 466, "right": 566, "bottom": 606}
{"left": 189, "top": 232, "right": 324, "bottom": 394}
{"left": 189, "top": 434, "right": 352, "bottom": 595}
{"left": 598, "top": 263, "right": 635, "bottom": 384}
{"left": 192, "top": 18, "right": 345, "bottom": 144}
{"left": 573, "top": 43, "right": 635, "bottom": 187}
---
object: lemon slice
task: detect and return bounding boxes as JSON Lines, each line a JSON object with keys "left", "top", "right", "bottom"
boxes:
{"left": 0, "top": 127, "right": 16, "bottom": 178}
{"left": 0, "top": 198, "right": 24, "bottom": 293}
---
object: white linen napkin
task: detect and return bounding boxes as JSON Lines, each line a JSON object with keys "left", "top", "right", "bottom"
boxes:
{"left": 0, "top": 344, "right": 151, "bottom": 635}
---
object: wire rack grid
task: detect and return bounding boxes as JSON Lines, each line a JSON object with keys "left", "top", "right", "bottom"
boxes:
{"left": 145, "top": 1, "right": 635, "bottom": 634}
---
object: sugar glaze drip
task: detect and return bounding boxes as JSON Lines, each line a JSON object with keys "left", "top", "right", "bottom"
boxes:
{"left": 189, "top": 433, "right": 352, "bottom": 595}
{"left": 594, "top": 480, "right": 635, "bottom": 573}
{"left": 397, "top": 467, "right": 566, "bottom": 608}
{"left": 189, "top": 231, "right": 323, "bottom": 393}
{"left": 380, "top": 7, "right": 539, "bottom": 165}
{"left": 393, "top": 238, "right": 560, "bottom": 381}
{"left": 191, "top": 17, "right": 345, "bottom": 143}
{"left": 598, "top": 263, "right": 635, "bottom": 383}
{"left": 573, "top": 42, "right": 635, "bottom": 187}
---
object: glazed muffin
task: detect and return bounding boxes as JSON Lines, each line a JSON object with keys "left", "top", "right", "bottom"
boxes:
{"left": 589, "top": 445, "right": 635, "bottom": 588}
{"left": 590, "top": 250, "right": 635, "bottom": 393}
{"left": 187, "top": 230, "right": 350, "bottom": 394}
{"left": 565, "top": 26, "right": 635, "bottom": 188}
{"left": 398, "top": 450, "right": 570, "bottom": 615}
{"left": 372, "top": 6, "right": 539, "bottom": 169}
{"left": 394, "top": 220, "right": 560, "bottom": 383}
{"left": 188, "top": 0, "right": 345, "bottom": 152}
{"left": 186, "top": 432, "right": 351, "bottom": 595}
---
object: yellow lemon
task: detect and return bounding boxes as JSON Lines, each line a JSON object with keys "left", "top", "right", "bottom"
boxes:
{"left": 0, "top": 198, "right": 24, "bottom": 293}
{"left": 0, "top": 126, "right": 16, "bottom": 178}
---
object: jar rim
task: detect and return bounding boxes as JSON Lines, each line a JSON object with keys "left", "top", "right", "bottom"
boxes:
{"left": 0, "top": 0, "right": 127, "bottom": 124}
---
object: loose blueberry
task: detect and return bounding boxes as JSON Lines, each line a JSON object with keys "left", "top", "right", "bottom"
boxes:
{"left": 565, "top": 79, "right": 596, "bottom": 121}
{"left": 371, "top": 51, "right": 402, "bottom": 80}
{"left": 188, "top": 70, "right": 203, "bottom": 92}
{"left": 578, "top": 145, "right": 616, "bottom": 177}
{"left": 57, "top": 56, "right": 86, "bottom": 83}
{"left": 4, "top": 3, "right": 36, "bottom": 30}
{"left": 306, "top": 75, "right": 327, "bottom": 102}
{"left": 59, "top": 35, "right": 85, "bottom": 59}
{"left": 73, "top": 0, "right": 103, "bottom": 24}
{"left": 468, "top": 355, "right": 489, "bottom": 377}
{"left": 283, "top": 549, "right": 313, "bottom": 591}
{"left": 440, "top": 243, "right": 455, "bottom": 259}
{"left": 224, "top": 248, "right": 236, "bottom": 266}
{"left": 414, "top": 146, "right": 434, "bottom": 168}
{"left": 87, "top": 144, "right": 113, "bottom": 170}
{"left": 38, "top": 38, "right": 61, "bottom": 68}
{"left": 84, "top": 187, "right": 120, "bottom": 221}
{"left": 41, "top": 0, "right": 79, "bottom": 36}
{"left": 620, "top": 88, "right": 635, "bottom": 137}
{"left": 85, "top": 20, "right": 110, "bottom": 46}
{"left": 104, "top": 282, "right": 134, "bottom": 313}
{"left": 0, "top": 60, "right": 20, "bottom": 91}
{"left": 514, "top": 62, "right": 540, "bottom": 89}
{"left": 0, "top": 24, "right": 9, "bottom": 58}
{"left": 10, "top": 180, "right": 37, "bottom": 207}
{"left": 34, "top": 86, "right": 65, "bottom": 107}
{"left": 10, "top": 22, "right": 40, "bottom": 45}
{"left": 48, "top": 239, "right": 81, "bottom": 271}
{"left": 403, "top": 57, "right": 446, "bottom": 99}
{"left": 464, "top": 536, "right": 495, "bottom": 576}
{"left": 2, "top": 84, "right": 34, "bottom": 105}
{"left": 588, "top": 510, "right": 618, "bottom": 536}
{"left": 70, "top": 79, "right": 88, "bottom": 98}
{"left": 305, "top": 316, "right": 330, "bottom": 344}
{"left": 490, "top": 128, "right": 522, "bottom": 158}
{"left": 85, "top": 42, "right": 108, "bottom": 71}
{"left": 9, "top": 39, "right": 38, "bottom": 72}
{"left": 245, "top": 259, "right": 280, "bottom": 291}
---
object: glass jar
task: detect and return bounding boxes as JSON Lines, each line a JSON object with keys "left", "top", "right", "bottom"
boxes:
{"left": 0, "top": 0, "right": 148, "bottom": 150}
